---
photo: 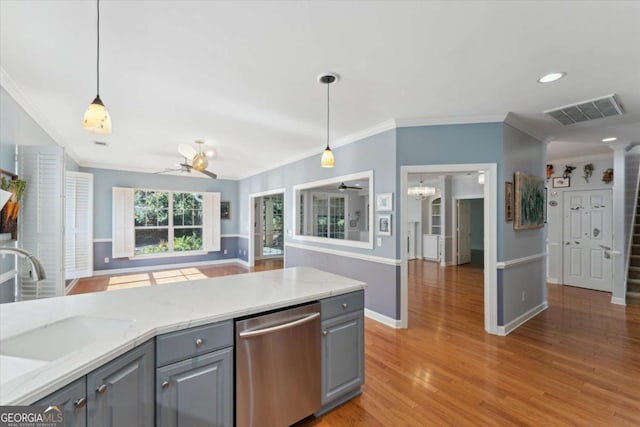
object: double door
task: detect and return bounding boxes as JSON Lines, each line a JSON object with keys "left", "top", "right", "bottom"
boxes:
{"left": 562, "top": 189, "right": 612, "bottom": 291}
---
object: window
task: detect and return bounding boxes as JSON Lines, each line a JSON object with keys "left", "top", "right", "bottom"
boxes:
{"left": 112, "top": 187, "right": 219, "bottom": 258}
{"left": 312, "top": 194, "right": 346, "bottom": 239}
{"left": 134, "top": 190, "right": 204, "bottom": 255}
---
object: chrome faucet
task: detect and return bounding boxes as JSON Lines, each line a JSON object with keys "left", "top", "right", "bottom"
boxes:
{"left": 0, "top": 247, "right": 46, "bottom": 280}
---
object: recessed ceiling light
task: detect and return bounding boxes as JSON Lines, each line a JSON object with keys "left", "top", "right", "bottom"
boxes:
{"left": 537, "top": 72, "right": 566, "bottom": 83}
{"left": 602, "top": 137, "right": 618, "bottom": 142}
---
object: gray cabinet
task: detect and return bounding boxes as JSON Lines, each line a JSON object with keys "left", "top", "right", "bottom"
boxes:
{"left": 156, "top": 320, "right": 233, "bottom": 427}
{"left": 318, "top": 291, "right": 365, "bottom": 413}
{"left": 87, "top": 339, "right": 155, "bottom": 427}
{"left": 36, "top": 377, "right": 87, "bottom": 427}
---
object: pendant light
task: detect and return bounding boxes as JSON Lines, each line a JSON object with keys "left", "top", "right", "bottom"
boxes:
{"left": 408, "top": 178, "right": 436, "bottom": 200}
{"left": 83, "top": 0, "right": 112, "bottom": 135}
{"left": 319, "top": 73, "right": 338, "bottom": 168}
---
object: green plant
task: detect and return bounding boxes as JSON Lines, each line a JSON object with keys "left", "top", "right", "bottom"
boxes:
{"left": 583, "top": 163, "right": 594, "bottom": 183}
{"left": 9, "top": 179, "right": 26, "bottom": 203}
{"left": 174, "top": 235, "right": 203, "bottom": 251}
{"left": 0, "top": 176, "right": 9, "bottom": 191}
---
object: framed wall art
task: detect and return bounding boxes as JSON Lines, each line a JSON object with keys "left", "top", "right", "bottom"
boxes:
{"left": 376, "top": 193, "right": 393, "bottom": 211}
{"left": 552, "top": 176, "right": 570, "bottom": 188}
{"left": 505, "top": 181, "right": 514, "bottom": 222}
{"left": 377, "top": 214, "right": 392, "bottom": 236}
{"left": 514, "top": 171, "right": 545, "bottom": 230}
{"left": 221, "top": 201, "right": 231, "bottom": 220}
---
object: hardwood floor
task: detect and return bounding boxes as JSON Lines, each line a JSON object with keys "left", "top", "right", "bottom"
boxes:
{"left": 68, "top": 258, "right": 283, "bottom": 295}
{"left": 300, "top": 260, "right": 640, "bottom": 426}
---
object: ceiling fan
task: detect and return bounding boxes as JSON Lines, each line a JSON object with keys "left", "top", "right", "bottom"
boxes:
{"left": 157, "top": 141, "right": 218, "bottom": 179}
{"left": 338, "top": 182, "right": 361, "bottom": 191}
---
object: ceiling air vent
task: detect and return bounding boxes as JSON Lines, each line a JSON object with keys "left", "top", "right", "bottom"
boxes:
{"left": 545, "top": 94, "right": 625, "bottom": 125}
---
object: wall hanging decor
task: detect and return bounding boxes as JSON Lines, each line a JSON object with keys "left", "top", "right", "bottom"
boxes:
{"left": 583, "top": 163, "right": 594, "bottom": 183}
{"left": 514, "top": 171, "right": 545, "bottom": 230}
{"left": 375, "top": 193, "right": 393, "bottom": 211}
{"left": 546, "top": 164, "right": 554, "bottom": 180}
{"left": 377, "top": 214, "right": 391, "bottom": 236}
{"left": 221, "top": 201, "right": 231, "bottom": 220}
{"left": 602, "top": 168, "right": 613, "bottom": 184}
{"left": 0, "top": 169, "right": 21, "bottom": 240}
{"left": 552, "top": 176, "right": 570, "bottom": 188}
{"left": 563, "top": 165, "right": 576, "bottom": 179}
{"left": 505, "top": 181, "right": 514, "bottom": 222}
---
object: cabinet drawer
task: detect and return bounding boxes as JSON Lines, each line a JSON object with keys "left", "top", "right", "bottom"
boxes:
{"left": 321, "top": 291, "right": 364, "bottom": 320}
{"left": 156, "top": 320, "right": 233, "bottom": 367}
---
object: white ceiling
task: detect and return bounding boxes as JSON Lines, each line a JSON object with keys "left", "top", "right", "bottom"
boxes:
{"left": 1, "top": 1, "right": 638, "bottom": 179}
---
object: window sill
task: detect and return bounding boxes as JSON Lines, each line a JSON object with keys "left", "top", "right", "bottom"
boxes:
{"left": 129, "top": 251, "right": 209, "bottom": 260}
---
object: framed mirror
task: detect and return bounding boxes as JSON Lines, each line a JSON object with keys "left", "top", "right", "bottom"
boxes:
{"left": 293, "top": 171, "right": 373, "bottom": 249}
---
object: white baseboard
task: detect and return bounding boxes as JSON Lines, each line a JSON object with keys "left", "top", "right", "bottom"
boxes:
{"left": 93, "top": 258, "right": 246, "bottom": 276}
{"left": 65, "top": 278, "right": 80, "bottom": 295}
{"left": 364, "top": 308, "right": 402, "bottom": 329}
{"left": 547, "top": 278, "right": 561, "bottom": 285}
{"left": 611, "top": 297, "right": 626, "bottom": 306}
{"left": 497, "top": 301, "right": 548, "bottom": 336}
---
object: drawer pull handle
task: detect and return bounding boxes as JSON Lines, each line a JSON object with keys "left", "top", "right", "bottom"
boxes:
{"left": 323, "top": 330, "right": 328, "bottom": 336}
{"left": 161, "top": 380, "right": 170, "bottom": 390}
{"left": 96, "top": 384, "right": 107, "bottom": 394}
{"left": 195, "top": 338, "right": 204, "bottom": 346}
{"left": 74, "top": 397, "right": 87, "bottom": 409}
{"left": 342, "top": 303, "right": 348, "bottom": 309}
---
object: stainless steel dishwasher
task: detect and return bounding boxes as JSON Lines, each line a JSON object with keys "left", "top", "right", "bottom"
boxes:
{"left": 236, "top": 302, "right": 321, "bottom": 427}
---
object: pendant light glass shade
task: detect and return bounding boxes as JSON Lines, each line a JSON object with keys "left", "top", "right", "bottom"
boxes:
{"left": 408, "top": 179, "right": 436, "bottom": 200}
{"left": 192, "top": 153, "right": 209, "bottom": 172}
{"left": 321, "top": 147, "right": 335, "bottom": 168}
{"left": 319, "top": 73, "right": 338, "bottom": 168}
{"left": 83, "top": 0, "right": 112, "bottom": 135}
{"left": 83, "top": 95, "right": 112, "bottom": 134}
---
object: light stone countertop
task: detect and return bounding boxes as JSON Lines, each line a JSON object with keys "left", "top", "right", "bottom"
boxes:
{"left": 0, "top": 266, "right": 366, "bottom": 405}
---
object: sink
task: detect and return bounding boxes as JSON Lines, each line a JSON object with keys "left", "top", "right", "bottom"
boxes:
{"left": 0, "top": 316, "right": 133, "bottom": 362}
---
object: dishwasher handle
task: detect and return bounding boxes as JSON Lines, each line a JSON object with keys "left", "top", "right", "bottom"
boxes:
{"left": 238, "top": 312, "right": 320, "bottom": 339}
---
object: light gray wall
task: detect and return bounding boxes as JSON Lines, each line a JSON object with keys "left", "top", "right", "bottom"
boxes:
{"left": 500, "top": 124, "right": 546, "bottom": 325}
{"left": 238, "top": 129, "right": 397, "bottom": 258}
{"left": 624, "top": 146, "right": 640, "bottom": 282}
{"left": 396, "top": 122, "right": 504, "bottom": 259}
{"left": 82, "top": 167, "right": 239, "bottom": 239}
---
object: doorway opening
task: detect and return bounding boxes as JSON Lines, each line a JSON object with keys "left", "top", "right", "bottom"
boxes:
{"left": 401, "top": 164, "right": 498, "bottom": 334}
{"left": 248, "top": 188, "right": 285, "bottom": 268}
{"left": 455, "top": 197, "right": 484, "bottom": 267}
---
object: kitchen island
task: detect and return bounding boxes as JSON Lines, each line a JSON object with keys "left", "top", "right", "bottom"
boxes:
{"left": 0, "top": 266, "right": 365, "bottom": 425}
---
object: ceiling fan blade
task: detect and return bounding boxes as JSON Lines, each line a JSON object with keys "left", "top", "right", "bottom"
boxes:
{"left": 198, "top": 169, "right": 218, "bottom": 179}
{"left": 178, "top": 144, "right": 197, "bottom": 160}
{"left": 153, "top": 168, "right": 181, "bottom": 175}
{"left": 179, "top": 163, "right": 193, "bottom": 170}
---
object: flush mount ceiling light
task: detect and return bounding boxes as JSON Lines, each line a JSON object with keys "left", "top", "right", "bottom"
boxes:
{"left": 602, "top": 137, "right": 618, "bottom": 142}
{"left": 83, "top": 0, "right": 112, "bottom": 135}
{"left": 537, "top": 72, "right": 566, "bottom": 84}
{"left": 408, "top": 178, "right": 436, "bottom": 201}
{"left": 319, "top": 73, "right": 339, "bottom": 168}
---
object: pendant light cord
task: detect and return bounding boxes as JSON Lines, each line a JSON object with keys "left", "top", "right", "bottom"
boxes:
{"left": 96, "top": 0, "right": 100, "bottom": 96}
{"left": 326, "top": 79, "right": 330, "bottom": 150}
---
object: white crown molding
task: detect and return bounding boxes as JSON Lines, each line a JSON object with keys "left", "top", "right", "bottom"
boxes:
{"left": 547, "top": 152, "right": 614, "bottom": 164}
{"left": 504, "top": 112, "right": 550, "bottom": 142}
{"left": 396, "top": 114, "right": 506, "bottom": 129}
{"left": 0, "top": 66, "right": 83, "bottom": 166}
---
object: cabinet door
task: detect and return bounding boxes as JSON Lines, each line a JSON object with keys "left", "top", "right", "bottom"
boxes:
{"left": 321, "top": 311, "right": 364, "bottom": 404}
{"left": 87, "top": 340, "right": 154, "bottom": 427}
{"left": 156, "top": 347, "right": 233, "bottom": 427}
{"left": 36, "top": 377, "right": 87, "bottom": 427}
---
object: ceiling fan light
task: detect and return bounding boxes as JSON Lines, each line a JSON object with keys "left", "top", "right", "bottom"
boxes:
{"left": 83, "top": 95, "right": 112, "bottom": 135}
{"left": 192, "top": 153, "right": 208, "bottom": 171}
{"left": 321, "top": 147, "right": 335, "bottom": 168}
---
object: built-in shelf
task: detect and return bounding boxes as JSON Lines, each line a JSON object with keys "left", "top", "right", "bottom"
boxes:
{"left": 431, "top": 197, "right": 441, "bottom": 234}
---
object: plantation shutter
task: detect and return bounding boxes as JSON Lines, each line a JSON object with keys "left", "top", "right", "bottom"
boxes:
{"left": 112, "top": 187, "right": 134, "bottom": 258}
{"left": 203, "top": 192, "right": 221, "bottom": 252}
{"left": 18, "top": 145, "right": 64, "bottom": 300}
{"left": 65, "top": 172, "right": 93, "bottom": 279}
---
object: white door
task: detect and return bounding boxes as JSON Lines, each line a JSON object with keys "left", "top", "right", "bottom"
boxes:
{"left": 562, "top": 190, "right": 612, "bottom": 291}
{"left": 407, "top": 222, "right": 416, "bottom": 259}
{"left": 457, "top": 199, "right": 471, "bottom": 264}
